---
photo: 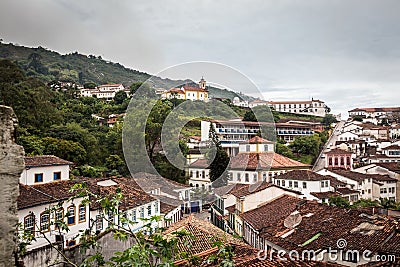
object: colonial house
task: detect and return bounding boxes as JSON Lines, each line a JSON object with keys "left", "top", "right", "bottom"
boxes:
{"left": 201, "top": 119, "right": 314, "bottom": 156}
{"left": 389, "top": 125, "right": 400, "bottom": 140}
{"left": 271, "top": 170, "right": 331, "bottom": 200}
{"left": 267, "top": 99, "right": 328, "bottom": 117}
{"left": 354, "top": 163, "right": 400, "bottom": 201}
{"left": 211, "top": 181, "right": 301, "bottom": 236}
{"left": 187, "top": 158, "right": 210, "bottom": 189}
{"left": 133, "top": 172, "right": 200, "bottom": 213}
{"left": 162, "top": 78, "right": 209, "bottom": 102}
{"left": 318, "top": 169, "right": 397, "bottom": 201}
{"left": 238, "top": 195, "right": 400, "bottom": 266}
{"left": 324, "top": 148, "right": 355, "bottom": 170}
{"left": 349, "top": 107, "right": 400, "bottom": 120}
{"left": 227, "top": 136, "right": 310, "bottom": 184}
{"left": 337, "top": 131, "right": 360, "bottom": 142}
{"left": 80, "top": 84, "right": 128, "bottom": 100}
{"left": 17, "top": 156, "right": 163, "bottom": 251}
{"left": 381, "top": 144, "right": 400, "bottom": 157}
{"left": 18, "top": 181, "right": 89, "bottom": 251}
{"left": 18, "top": 156, "right": 84, "bottom": 250}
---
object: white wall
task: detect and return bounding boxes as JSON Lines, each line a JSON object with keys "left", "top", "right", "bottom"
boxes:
{"left": 19, "top": 197, "right": 89, "bottom": 251}
{"left": 20, "top": 165, "right": 70, "bottom": 185}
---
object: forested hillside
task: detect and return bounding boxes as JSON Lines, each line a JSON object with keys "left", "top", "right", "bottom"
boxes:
{"left": 0, "top": 42, "right": 254, "bottom": 101}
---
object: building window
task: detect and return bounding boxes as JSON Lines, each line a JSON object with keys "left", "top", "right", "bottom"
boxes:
{"left": 35, "top": 173, "right": 43, "bottom": 183}
{"left": 55, "top": 208, "right": 64, "bottom": 229}
{"left": 303, "top": 182, "right": 307, "bottom": 189}
{"left": 24, "top": 214, "right": 35, "bottom": 233}
{"left": 325, "top": 181, "right": 329, "bottom": 187}
{"left": 196, "top": 171, "right": 199, "bottom": 178}
{"left": 328, "top": 158, "right": 333, "bottom": 166}
{"left": 154, "top": 202, "right": 159, "bottom": 214}
{"left": 108, "top": 211, "right": 115, "bottom": 224}
{"left": 140, "top": 207, "right": 144, "bottom": 218}
{"left": 262, "top": 173, "right": 267, "bottom": 181}
{"left": 289, "top": 181, "right": 293, "bottom": 188}
{"left": 237, "top": 173, "right": 241, "bottom": 181}
{"left": 96, "top": 215, "right": 103, "bottom": 231}
{"left": 190, "top": 171, "right": 193, "bottom": 177}
{"left": 282, "top": 180, "right": 285, "bottom": 186}
{"left": 253, "top": 173, "right": 257, "bottom": 182}
{"left": 340, "top": 157, "right": 345, "bottom": 165}
{"left": 202, "top": 171, "right": 205, "bottom": 178}
{"left": 294, "top": 181, "right": 298, "bottom": 188}
{"left": 40, "top": 212, "right": 50, "bottom": 232}
{"left": 53, "top": 172, "right": 61, "bottom": 181}
{"left": 78, "top": 205, "right": 86, "bottom": 222}
{"left": 148, "top": 205, "right": 152, "bottom": 216}
{"left": 264, "top": 145, "right": 269, "bottom": 152}
{"left": 132, "top": 209, "right": 137, "bottom": 222}
{"left": 246, "top": 145, "right": 250, "bottom": 152}
{"left": 245, "top": 173, "right": 249, "bottom": 182}
{"left": 67, "top": 205, "right": 76, "bottom": 225}
{"left": 321, "top": 181, "right": 325, "bottom": 188}
{"left": 334, "top": 157, "right": 338, "bottom": 165}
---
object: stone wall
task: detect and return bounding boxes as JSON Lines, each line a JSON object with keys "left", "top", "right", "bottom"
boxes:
{"left": 0, "top": 105, "right": 25, "bottom": 267}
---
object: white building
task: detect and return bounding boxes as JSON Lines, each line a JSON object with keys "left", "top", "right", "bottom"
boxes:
{"left": 267, "top": 99, "right": 328, "bottom": 117}
{"left": 187, "top": 159, "right": 211, "bottom": 189}
{"left": 17, "top": 156, "right": 162, "bottom": 251}
{"left": 271, "top": 170, "right": 331, "bottom": 200}
{"left": 162, "top": 78, "right": 209, "bottom": 102}
{"left": 228, "top": 136, "right": 310, "bottom": 184}
{"left": 232, "top": 97, "right": 249, "bottom": 107}
{"left": 80, "top": 84, "right": 127, "bottom": 100}
{"left": 318, "top": 169, "right": 397, "bottom": 201}
{"left": 201, "top": 119, "right": 314, "bottom": 156}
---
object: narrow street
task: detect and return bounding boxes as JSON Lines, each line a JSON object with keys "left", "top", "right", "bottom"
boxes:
{"left": 313, "top": 120, "right": 346, "bottom": 172}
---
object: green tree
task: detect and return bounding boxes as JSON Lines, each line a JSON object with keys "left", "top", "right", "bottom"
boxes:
{"left": 329, "top": 196, "right": 350, "bottom": 208}
{"left": 113, "top": 91, "right": 127, "bottom": 105}
{"left": 276, "top": 143, "right": 294, "bottom": 158}
{"left": 105, "top": 154, "right": 125, "bottom": 174}
{"left": 243, "top": 109, "right": 257, "bottom": 121}
{"left": 207, "top": 124, "right": 230, "bottom": 186}
{"left": 289, "top": 134, "right": 322, "bottom": 157}
{"left": 322, "top": 114, "right": 338, "bottom": 127}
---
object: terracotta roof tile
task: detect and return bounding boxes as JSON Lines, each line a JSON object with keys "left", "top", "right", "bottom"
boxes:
{"left": 324, "top": 149, "right": 353, "bottom": 155}
{"left": 274, "top": 170, "right": 330, "bottom": 181}
{"left": 24, "top": 155, "right": 73, "bottom": 167}
{"left": 189, "top": 159, "right": 209, "bottom": 168}
{"left": 229, "top": 152, "right": 309, "bottom": 171}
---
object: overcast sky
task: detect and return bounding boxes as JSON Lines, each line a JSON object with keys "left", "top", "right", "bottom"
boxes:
{"left": 1, "top": 0, "right": 399, "bottom": 117}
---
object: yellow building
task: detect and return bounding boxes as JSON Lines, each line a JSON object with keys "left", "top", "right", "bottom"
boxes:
{"left": 162, "top": 78, "right": 209, "bottom": 102}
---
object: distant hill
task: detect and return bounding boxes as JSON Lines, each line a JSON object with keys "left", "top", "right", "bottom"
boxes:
{"left": 0, "top": 42, "right": 254, "bottom": 101}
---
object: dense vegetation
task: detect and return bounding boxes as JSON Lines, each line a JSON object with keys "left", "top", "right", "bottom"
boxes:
{"left": 0, "top": 42, "right": 254, "bottom": 101}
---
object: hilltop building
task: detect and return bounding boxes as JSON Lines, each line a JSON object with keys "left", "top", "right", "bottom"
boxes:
{"left": 162, "top": 78, "right": 209, "bottom": 102}
{"left": 80, "top": 83, "right": 129, "bottom": 100}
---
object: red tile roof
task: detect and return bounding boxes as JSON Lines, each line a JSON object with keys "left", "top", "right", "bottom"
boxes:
{"left": 18, "top": 180, "right": 78, "bottom": 209}
{"left": 247, "top": 199, "right": 400, "bottom": 257}
{"left": 189, "top": 158, "right": 209, "bottom": 168}
{"left": 241, "top": 195, "right": 303, "bottom": 231}
{"left": 242, "top": 136, "right": 274, "bottom": 144}
{"left": 274, "top": 170, "right": 330, "bottom": 181}
{"left": 165, "top": 215, "right": 341, "bottom": 267}
{"left": 375, "top": 163, "right": 400, "bottom": 174}
{"left": 230, "top": 181, "right": 275, "bottom": 198}
{"left": 330, "top": 169, "right": 396, "bottom": 183}
{"left": 336, "top": 187, "right": 360, "bottom": 195}
{"left": 382, "top": 145, "right": 400, "bottom": 150}
{"left": 324, "top": 148, "right": 353, "bottom": 155}
{"left": 24, "top": 155, "right": 73, "bottom": 167}
{"left": 229, "top": 152, "right": 310, "bottom": 171}
{"left": 310, "top": 191, "right": 340, "bottom": 199}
